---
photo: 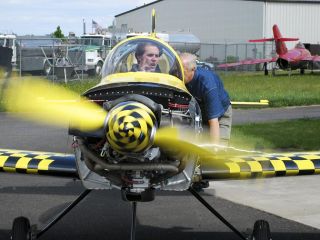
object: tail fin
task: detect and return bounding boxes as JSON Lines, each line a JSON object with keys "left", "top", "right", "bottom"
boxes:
{"left": 249, "top": 24, "right": 299, "bottom": 55}
{"left": 272, "top": 24, "right": 299, "bottom": 55}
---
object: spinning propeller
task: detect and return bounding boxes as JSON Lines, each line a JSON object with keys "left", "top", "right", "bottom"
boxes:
{"left": 2, "top": 77, "right": 225, "bottom": 161}
{"left": 3, "top": 77, "right": 106, "bottom": 131}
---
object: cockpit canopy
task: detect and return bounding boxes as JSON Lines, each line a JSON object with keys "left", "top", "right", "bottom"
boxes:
{"left": 101, "top": 37, "right": 183, "bottom": 81}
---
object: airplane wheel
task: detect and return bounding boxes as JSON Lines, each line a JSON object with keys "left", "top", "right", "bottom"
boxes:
{"left": 251, "top": 220, "right": 271, "bottom": 240}
{"left": 11, "top": 217, "right": 32, "bottom": 240}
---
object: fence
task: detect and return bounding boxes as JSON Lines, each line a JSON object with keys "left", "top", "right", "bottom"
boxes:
{"left": 198, "top": 42, "right": 275, "bottom": 71}
{"left": 11, "top": 37, "right": 111, "bottom": 82}
{"left": 9, "top": 37, "right": 276, "bottom": 80}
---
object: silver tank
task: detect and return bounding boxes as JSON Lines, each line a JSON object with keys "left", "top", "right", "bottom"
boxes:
{"left": 165, "top": 33, "right": 200, "bottom": 54}
{"left": 126, "top": 32, "right": 201, "bottom": 54}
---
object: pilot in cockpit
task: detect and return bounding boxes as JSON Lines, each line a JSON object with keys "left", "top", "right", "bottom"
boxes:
{"left": 131, "top": 42, "right": 162, "bottom": 72}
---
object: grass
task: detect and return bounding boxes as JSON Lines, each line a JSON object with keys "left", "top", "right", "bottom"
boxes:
{"left": 1, "top": 71, "right": 320, "bottom": 108}
{"left": 0, "top": 73, "right": 319, "bottom": 151}
{"left": 66, "top": 71, "right": 320, "bottom": 108}
{"left": 230, "top": 118, "right": 320, "bottom": 151}
{"left": 218, "top": 71, "right": 320, "bottom": 107}
{"left": 62, "top": 78, "right": 100, "bottom": 94}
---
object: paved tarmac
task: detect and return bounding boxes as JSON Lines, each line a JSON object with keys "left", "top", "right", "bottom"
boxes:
{"left": 233, "top": 105, "right": 320, "bottom": 125}
{"left": 215, "top": 105, "right": 320, "bottom": 230}
{"left": 0, "top": 107, "right": 320, "bottom": 240}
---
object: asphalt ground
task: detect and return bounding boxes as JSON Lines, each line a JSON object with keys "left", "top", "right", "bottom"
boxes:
{"left": 0, "top": 109, "right": 320, "bottom": 240}
{"left": 233, "top": 105, "right": 320, "bottom": 125}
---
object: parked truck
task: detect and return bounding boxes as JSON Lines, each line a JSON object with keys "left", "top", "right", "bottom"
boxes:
{"left": 0, "top": 33, "right": 114, "bottom": 77}
{"left": 67, "top": 33, "right": 114, "bottom": 76}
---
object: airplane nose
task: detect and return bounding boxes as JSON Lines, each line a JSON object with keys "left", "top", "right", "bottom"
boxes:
{"left": 105, "top": 101, "right": 157, "bottom": 154}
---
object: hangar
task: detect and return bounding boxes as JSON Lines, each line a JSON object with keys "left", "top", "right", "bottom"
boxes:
{"left": 114, "top": 0, "right": 320, "bottom": 44}
{"left": 114, "top": 0, "right": 320, "bottom": 63}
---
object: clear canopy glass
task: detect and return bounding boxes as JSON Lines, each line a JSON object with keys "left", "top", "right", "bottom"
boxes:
{"left": 101, "top": 38, "right": 183, "bottom": 81}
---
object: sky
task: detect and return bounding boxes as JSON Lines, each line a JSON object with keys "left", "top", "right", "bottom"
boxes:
{"left": 1, "top": 0, "right": 154, "bottom": 36}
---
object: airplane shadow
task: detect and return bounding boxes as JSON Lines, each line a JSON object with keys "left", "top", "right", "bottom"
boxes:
{"left": 1, "top": 225, "right": 320, "bottom": 240}
{"left": 1, "top": 190, "right": 319, "bottom": 240}
{"left": 0, "top": 180, "right": 83, "bottom": 196}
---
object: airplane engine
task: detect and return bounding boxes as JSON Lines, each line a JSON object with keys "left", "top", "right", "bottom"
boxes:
{"left": 71, "top": 94, "right": 197, "bottom": 196}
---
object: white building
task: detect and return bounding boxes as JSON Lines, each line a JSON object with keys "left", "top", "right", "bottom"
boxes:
{"left": 114, "top": 0, "right": 320, "bottom": 62}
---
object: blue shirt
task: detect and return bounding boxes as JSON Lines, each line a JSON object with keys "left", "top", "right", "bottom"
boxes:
{"left": 186, "top": 68, "right": 230, "bottom": 122}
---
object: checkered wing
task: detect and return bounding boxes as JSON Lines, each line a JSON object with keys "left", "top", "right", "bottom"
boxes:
{"left": 0, "top": 149, "right": 78, "bottom": 178}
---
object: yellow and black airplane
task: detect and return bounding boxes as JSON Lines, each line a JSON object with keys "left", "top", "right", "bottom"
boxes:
{"left": 1, "top": 12, "right": 320, "bottom": 240}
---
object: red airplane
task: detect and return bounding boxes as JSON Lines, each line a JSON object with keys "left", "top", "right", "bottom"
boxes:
{"left": 218, "top": 24, "right": 320, "bottom": 75}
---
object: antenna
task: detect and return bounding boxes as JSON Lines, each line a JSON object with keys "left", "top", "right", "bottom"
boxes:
{"left": 83, "top": 19, "right": 86, "bottom": 35}
{"left": 151, "top": 8, "right": 156, "bottom": 37}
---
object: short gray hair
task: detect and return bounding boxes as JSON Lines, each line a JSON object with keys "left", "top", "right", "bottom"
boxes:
{"left": 179, "top": 52, "right": 197, "bottom": 70}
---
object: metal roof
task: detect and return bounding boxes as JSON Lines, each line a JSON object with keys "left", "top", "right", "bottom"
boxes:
{"left": 115, "top": 0, "right": 164, "bottom": 17}
{"left": 249, "top": 0, "right": 320, "bottom": 2}
{"left": 115, "top": 0, "right": 320, "bottom": 18}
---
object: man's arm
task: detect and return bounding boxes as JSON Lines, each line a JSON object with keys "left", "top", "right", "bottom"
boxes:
{"left": 208, "top": 118, "right": 220, "bottom": 144}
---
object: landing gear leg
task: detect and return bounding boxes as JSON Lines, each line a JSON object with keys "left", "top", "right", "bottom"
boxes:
{"left": 130, "top": 202, "right": 137, "bottom": 240}
{"left": 37, "top": 189, "right": 92, "bottom": 238}
{"left": 121, "top": 188, "right": 155, "bottom": 240}
{"left": 263, "top": 63, "right": 268, "bottom": 76}
{"left": 11, "top": 189, "right": 91, "bottom": 239}
{"left": 189, "top": 187, "right": 247, "bottom": 240}
{"left": 251, "top": 220, "right": 272, "bottom": 240}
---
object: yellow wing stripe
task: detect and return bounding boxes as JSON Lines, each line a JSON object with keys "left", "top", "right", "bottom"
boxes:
{"left": 38, "top": 159, "right": 54, "bottom": 171}
{"left": 270, "top": 160, "right": 287, "bottom": 171}
{"left": 225, "top": 162, "right": 240, "bottom": 173}
{"left": 0, "top": 149, "right": 77, "bottom": 177}
{"left": 0, "top": 156, "right": 9, "bottom": 167}
{"left": 3, "top": 167, "right": 16, "bottom": 173}
{"left": 247, "top": 161, "right": 262, "bottom": 172}
{"left": 16, "top": 157, "right": 32, "bottom": 169}
{"left": 27, "top": 169, "right": 39, "bottom": 174}
{"left": 293, "top": 160, "right": 314, "bottom": 170}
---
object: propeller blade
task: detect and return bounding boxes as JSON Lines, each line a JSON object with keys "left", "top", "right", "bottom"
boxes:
{"left": 154, "top": 127, "right": 221, "bottom": 164}
{"left": 3, "top": 77, "right": 107, "bottom": 131}
{"left": 154, "top": 126, "right": 256, "bottom": 166}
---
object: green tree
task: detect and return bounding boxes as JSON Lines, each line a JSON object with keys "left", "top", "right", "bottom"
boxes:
{"left": 52, "top": 26, "right": 65, "bottom": 38}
